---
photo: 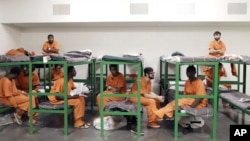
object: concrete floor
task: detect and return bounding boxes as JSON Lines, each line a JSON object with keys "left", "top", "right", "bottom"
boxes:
{"left": 0, "top": 105, "right": 249, "bottom": 141}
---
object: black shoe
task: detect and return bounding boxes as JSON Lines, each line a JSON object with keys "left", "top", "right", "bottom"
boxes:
{"left": 182, "top": 124, "right": 193, "bottom": 135}
{"left": 130, "top": 127, "right": 144, "bottom": 136}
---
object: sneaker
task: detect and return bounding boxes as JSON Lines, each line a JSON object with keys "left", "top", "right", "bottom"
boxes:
{"left": 130, "top": 127, "right": 144, "bottom": 135}
{"left": 13, "top": 113, "right": 22, "bottom": 125}
{"left": 147, "top": 122, "right": 160, "bottom": 128}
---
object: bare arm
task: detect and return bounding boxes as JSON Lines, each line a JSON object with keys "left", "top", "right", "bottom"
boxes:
{"left": 190, "top": 99, "right": 203, "bottom": 108}
{"left": 144, "top": 92, "right": 164, "bottom": 102}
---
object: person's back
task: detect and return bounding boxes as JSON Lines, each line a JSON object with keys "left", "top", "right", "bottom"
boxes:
{"left": 16, "top": 66, "right": 40, "bottom": 92}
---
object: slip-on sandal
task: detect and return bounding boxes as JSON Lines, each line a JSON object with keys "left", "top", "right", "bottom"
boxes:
{"left": 13, "top": 113, "right": 23, "bottom": 125}
{"left": 77, "top": 123, "right": 90, "bottom": 129}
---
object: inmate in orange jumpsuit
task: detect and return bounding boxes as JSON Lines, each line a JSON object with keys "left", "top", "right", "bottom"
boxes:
{"left": 46, "top": 68, "right": 64, "bottom": 81}
{"left": 203, "top": 67, "right": 231, "bottom": 89}
{"left": 16, "top": 71, "right": 40, "bottom": 92}
{"left": 154, "top": 78, "right": 207, "bottom": 118}
{"left": 42, "top": 40, "right": 59, "bottom": 55}
{"left": 0, "top": 77, "right": 37, "bottom": 118}
{"left": 96, "top": 72, "right": 126, "bottom": 110}
{"left": 209, "top": 40, "right": 237, "bottom": 76}
{"left": 129, "top": 76, "right": 160, "bottom": 123}
{"left": 6, "top": 48, "right": 35, "bottom": 56}
{"left": 48, "top": 78, "right": 86, "bottom": 128}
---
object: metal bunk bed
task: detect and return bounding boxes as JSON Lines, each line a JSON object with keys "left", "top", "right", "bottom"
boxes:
{"left": 159, "top": 56, "right": 220, "bottom": 140}
{"left": 28, "top": 57, "right": 96, "bottom": 135}
{"left": 99, "top": 55, "right": 142, "bottom": 137}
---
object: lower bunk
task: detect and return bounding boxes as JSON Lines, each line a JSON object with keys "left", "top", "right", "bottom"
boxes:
{"left": 220, "top": 92, "right": 250, "bottom": 124}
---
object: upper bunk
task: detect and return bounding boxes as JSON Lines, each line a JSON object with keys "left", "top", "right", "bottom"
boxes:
{"left": 159, "top": 54, "right": 250, "bottom": 94}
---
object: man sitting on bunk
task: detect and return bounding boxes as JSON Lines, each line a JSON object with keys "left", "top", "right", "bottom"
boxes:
{"left": 129, "top": 67, "right": 164, "bottom": 128}
{"left": 16, "top": 65, "right": 40, "bottom": 114}
{"left": 0, "top": 67, "right": 38, "bottom": 125}
{"left": 16, "top": 65, "right": 40, "bottom": 92}
{"left": 153, "top": 65, "right": 208, "bottom": 121}
{"left": 203, "top": 63, "right": 231, "bottom": 108}
{"left": 46, "top": 64, "right": 64, "bottom": 82}
{"left": 208, "top": 31, "right": 237, "bottom": 77}
{"left": 42, "top": 34, "right": 59, "bottom": 55}
{"left": 48, "top": 66, "right": 90, "bottom": 129}
{"left": 203, "top": 63, "right": 231, "bottom": 89}
{"left": 96, "top": 64, "right": 127, "bottom": 111}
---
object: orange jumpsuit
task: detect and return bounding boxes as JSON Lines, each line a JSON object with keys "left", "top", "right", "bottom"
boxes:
{"left": 47, "top": 68, "right": 64, "bottom": 81}
{"left": 42, "top": 41, "right": 59, "bottom": 55}
{"left": 48, "top": 78, "right": 85, "bottom": 127}
{"left": 129, "top": 76, "right": 160, "bottom": 123}
{"left": 155, "top": 78, "right": 207, "bottom": 118}
{"left": 204, "top": 67, "right": 231, "bottom": 89}
{"left": 6, "top": 48, "right": 35, "bottom": 56}
{"left": 6, "top": 48, "right": 26, "bottom": 56}
{"left": 209, "top": 40, "right": 237, "bottom": 76}
{"left": 16, "top": 71, "right": 40, "bottom": 92}
{"left": 0, "top": 77, "right": 37, "bottom": 117}
{"left": 96, "top": 72, "right": 126, "bottom": 110}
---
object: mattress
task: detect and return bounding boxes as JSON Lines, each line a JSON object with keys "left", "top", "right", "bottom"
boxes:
{"left": 220, "top": 92, "right": 250, "bottom": 110}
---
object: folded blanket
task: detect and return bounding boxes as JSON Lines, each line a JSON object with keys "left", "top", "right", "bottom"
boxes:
{"left": 182, "top": 107, "right": 213, "bottom": 118}
{"left": 105, "top": 100, "right": 137, "bottom": 112}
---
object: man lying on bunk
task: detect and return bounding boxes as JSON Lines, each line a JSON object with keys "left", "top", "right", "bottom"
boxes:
{"left": 153, "top": 66, "right": 208, "bottom": 123}
{"left": 129, "top": 67, "right": 164, "bottom": 129}
{"left": 96, "top": 64, "right": 127, "bottom": 111}
{"left": 42, "top": 34, "right": 59, "bottom": 55}
{"left": 6, "top": 47, "right": 35, "bottom": 56}
{"left": 0, "top": 67, "right": 38, "bottom": 125}
{"left": 46, "top": 64, "right": 64, "bottom": 82}
{"left": 48, "top": 66, "right": 90, "bottom": 129}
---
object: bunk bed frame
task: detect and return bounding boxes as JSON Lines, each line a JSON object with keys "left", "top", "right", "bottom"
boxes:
{"left": 28, "top": 58, "right": 96, "bottom": 136}
{"left": 159, "top": 58, "right": 219, "bottom": 140}
{"left": 160, "top": 55, "right": 250, "bottom": 139}
{"left": 99, "top": 58, "right": 142, "bottom": 137}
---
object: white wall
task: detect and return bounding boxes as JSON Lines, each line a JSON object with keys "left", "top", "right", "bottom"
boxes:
{"left": 0, "top": 24, "right": 21, "bottom": 53}
{"left": 1, "top": 0, "right": 250, "bottom": 23}
{"left": 19, "top": 25, "right": 250, "bottom": 93}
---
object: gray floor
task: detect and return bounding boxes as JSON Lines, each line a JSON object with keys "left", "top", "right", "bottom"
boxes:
{"left": 0, "top": 104, "right": 249, "bottom": 141}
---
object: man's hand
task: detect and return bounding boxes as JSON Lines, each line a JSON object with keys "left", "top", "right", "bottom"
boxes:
{"left": 157, "top": 96, "right": 165, "bottom": 103}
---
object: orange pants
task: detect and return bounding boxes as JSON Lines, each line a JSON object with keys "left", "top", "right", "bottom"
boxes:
{"left": 0, "top": 94, "right": 37, "bottom": 118}
{"left": 96, "top": 93, "right": 125, "bottom": 111}
{"left": 157, "top": 98, "right": 206, "bottom": 118}
{"left": 129, "top": 96, "right": 159, "bottom": 123}
{"left": 69, "top": 98, "right": 85, "bottom": 127}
